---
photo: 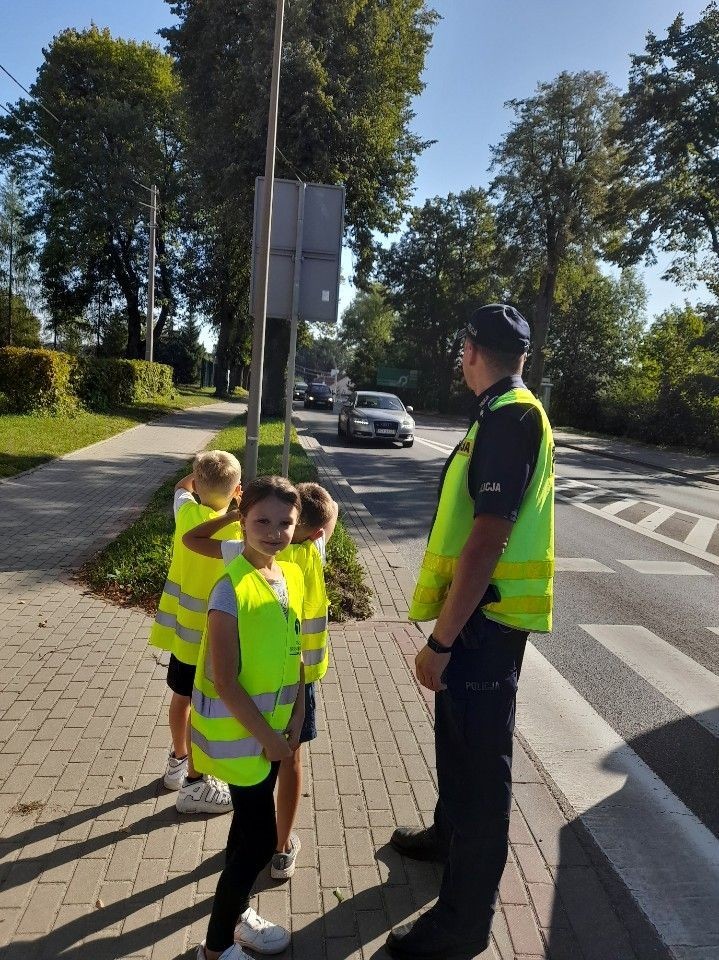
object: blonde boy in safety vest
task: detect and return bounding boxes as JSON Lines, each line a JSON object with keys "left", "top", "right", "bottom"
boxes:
{"left": 183, "top": 480, "right": 338, "bottom": 876}
{"left": 149, "top": 450, "right": 242, "bottom": 814}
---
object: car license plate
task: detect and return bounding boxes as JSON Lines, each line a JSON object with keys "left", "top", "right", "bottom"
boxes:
{"left": 377, "top": 428, "right": 395, "bottom": 435}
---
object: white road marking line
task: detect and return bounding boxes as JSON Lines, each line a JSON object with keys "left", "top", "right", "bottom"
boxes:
{"left": 580, "top": 624, "right": 719, "bottom": 739}
{"left": 413, "top": 435, "right": 454, "bottom": 453}
{"left": 555, "top": 558, "right": 615, "bottom": 573}
{"left": 518, "top": 642, "right": 719, "bottom": 955}
{"left": 708, "top": 628, "right": 719, "bottom": 637}
{"left": 568, "top": 499, "right": 719, "bottom": 568}
{"left": 600, "top": 498, "right": 639, "bottom": 516}
{"left": 685, "top": 516, "right": 718, "bottom": 552}
{"left": 567, "top": 489, "right": 607, "bottom": 503}
{"left": 638, "top": 505, "right": 676, "bottom": 531}
{"left": 618, "top": 559, "right": 713, "bottom": 576}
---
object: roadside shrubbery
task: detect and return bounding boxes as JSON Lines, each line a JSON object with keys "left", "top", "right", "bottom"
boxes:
{"left": 0, "top": 347, "right": 78, "bottom": 413}
{"left": 0, "top": 347, "right": 174, "bottom": 414}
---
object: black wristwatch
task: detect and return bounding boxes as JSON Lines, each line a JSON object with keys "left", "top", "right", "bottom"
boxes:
{"left": 426, "top": 634, "right": 452, "bottom": 654}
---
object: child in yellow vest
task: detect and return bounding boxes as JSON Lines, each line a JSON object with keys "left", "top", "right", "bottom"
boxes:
{"left": 191, "top": 476, "right": 305, "bottom": 960}
{"left": 183, "top": 481, "right": 338, "bottom": 877}
{"left": 149, "top": 450, "right": 241, "bottom": 815}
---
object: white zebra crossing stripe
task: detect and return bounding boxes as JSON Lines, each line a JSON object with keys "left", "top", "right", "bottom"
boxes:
{"left": 555, "top": 558, "right": 615, "bottom": 573}
{"left": 618, "top": 560, "right": 713, "bottom": 576}
{"left": 517, "top": 642, "right": 719, "bottom": 956}
{"left": 685, "top": 516, "right": 718, "bottom": 552}
{"left": 637, "top": 505, "right": 676, "bottom": 531}
{"left": 580, "top": 625, "right": 719, "bottom": 739}
{"left": 600, "top": 498, "right": 639, "bottom": 516}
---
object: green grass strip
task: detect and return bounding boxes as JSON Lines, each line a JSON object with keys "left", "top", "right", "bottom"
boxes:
{"left": 0, "top": 386, "right": 246, "bottom": 479}
{"left": 82, "top": 414, "right": 373, "bottom": 623}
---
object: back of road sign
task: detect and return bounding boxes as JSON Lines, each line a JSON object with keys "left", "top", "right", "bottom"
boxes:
{"left": 251, "top": 178, "right": 345, "bottom": 323}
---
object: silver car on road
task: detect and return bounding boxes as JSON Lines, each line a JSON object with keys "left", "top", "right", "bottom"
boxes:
{"left": 337, "top": 390, "right": 415, "bottom": 447}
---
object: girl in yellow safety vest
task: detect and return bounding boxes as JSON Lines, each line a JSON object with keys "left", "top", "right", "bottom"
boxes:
{"left": 193, "top": 476, "right": 305, "bottom": 960}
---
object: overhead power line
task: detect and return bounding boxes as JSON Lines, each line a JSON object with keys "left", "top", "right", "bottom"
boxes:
{"left": 0, "top": 101, "right": 54, "bottom": 149}
{"left": 0, "top": 62, "right": 61, "bottom": 124}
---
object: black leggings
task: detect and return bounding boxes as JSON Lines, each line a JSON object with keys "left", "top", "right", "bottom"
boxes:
{"left": 206, "top": 763, "right": 280, "bottom": 953}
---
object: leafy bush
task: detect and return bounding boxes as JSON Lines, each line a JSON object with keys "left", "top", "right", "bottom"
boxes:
{"left": 0, "top": 347, "right": 78, "bottom": 413}
{"left": 77, "top": 357, "right": 174, "bottom": 408}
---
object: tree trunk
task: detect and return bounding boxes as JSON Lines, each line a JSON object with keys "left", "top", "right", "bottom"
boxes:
{"left": 214, "top": 302, "right": 233, "bottom": 397}
{"left": 527, "top": 266, "right": 558, "bottom": 392}
{"left": 126, "top": 302, "right": 143, "bottom": 359}
{"left": 262, "top": 318, "right": 290, "bottom": 417}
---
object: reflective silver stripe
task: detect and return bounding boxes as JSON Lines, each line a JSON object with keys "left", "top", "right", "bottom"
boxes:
{"left": 192, "top": 688, "right": 233, "bottom": 720}
{"left": 163, "top": 579, "right": 181, "bottom": 598}
{"left": 153, "top": 612, "right": 202, "bottom": 645}
{"left": 192, "top": 685, "right": 298, "bottom": 719}
{"left": 302, "top": 615, "right": 328, "bottom": 634}
{"left": 179, "top": 591, "right": 207, "bottom": 613}
{"left": 191, "top": 727, "right": 263, "bottom": 759}
{"left": 278, "top": 683, "right": 300, "bottom": 706}
{"left": 303, "top": 646, "right": 327, "bottom": 666}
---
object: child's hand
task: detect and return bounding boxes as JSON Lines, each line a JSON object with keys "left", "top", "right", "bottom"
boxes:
{"left": 284, "top": 710, "right": 305, "bottom": 753}
{"left": 263, "top": 730, "right": 293, "bottom": 762}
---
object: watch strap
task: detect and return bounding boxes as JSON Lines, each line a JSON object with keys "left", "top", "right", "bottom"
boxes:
{"left": 427, "top": 634, "right": 452, "bottom": 654}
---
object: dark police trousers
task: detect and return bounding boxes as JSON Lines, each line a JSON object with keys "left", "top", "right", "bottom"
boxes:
{"left": 432, "top": 614, "right": 527, "bottom": 937}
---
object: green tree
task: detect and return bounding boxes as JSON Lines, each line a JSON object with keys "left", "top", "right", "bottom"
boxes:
{"left": 0, "top": 173, "right": 36, "bottom": 346}
{"left": 378, "top": 188, "right": 502, "bottom": 411}
{"left": 156, "top": 314, "right": 204, "bottom": 382}
{"left": 490, "top": 71, "right": 622, "bottom": 391}
{"left": 163, "top": 0, "right": 438, "bottom": 402}
{"left": 546, "top": 261, "right": 646, "bottom": 425}
{"left": 0, "top": 26, "right": 186, "bottom": 357}
{"left": 338, "top": 286, "right": 398, "bottom": 389}
{"left": 617, "top": 5, "right": 719, "bottom": 291}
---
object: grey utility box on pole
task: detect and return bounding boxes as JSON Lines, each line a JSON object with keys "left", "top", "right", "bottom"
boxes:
{"left": 251, "top": 178, "right": 345, "bottom": 323}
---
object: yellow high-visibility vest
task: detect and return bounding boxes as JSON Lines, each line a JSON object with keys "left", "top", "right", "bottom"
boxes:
{"left": 149, "top": 500, "right": 242, "bottom": 665}
{"left": 191, "top": 555, "right": 304, "bottom": 786}
{"left": 280, "top": 540, "right": 329, "bottom": 683}
{"left": 408, "top": 388, "right": 554, "bottom": 633}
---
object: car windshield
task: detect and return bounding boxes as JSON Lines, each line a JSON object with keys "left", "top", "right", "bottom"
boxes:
{"left": 356, "top": 394, "right": 404, "bottom": 411}
{"left": 295, "top": 382, "right": 307, "bottom": 389}
{"left": 309, "top": 384, "right": 330, "bottom": 394}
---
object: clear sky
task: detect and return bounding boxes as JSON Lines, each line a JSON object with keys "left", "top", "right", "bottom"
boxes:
{"left": 1, "top": 0, "right": 712, "bottom": 339}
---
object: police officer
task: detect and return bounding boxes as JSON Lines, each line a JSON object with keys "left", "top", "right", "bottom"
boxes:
{"left": 386, "top": 304, "right": 555, "bottom": 960}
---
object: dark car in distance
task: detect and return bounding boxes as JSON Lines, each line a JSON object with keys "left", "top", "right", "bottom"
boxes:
{"left": 293, "top": 381, "right": 308, "bottom": 401}
{"left": 304, "top": 382, "right": 334, "bottom": 409}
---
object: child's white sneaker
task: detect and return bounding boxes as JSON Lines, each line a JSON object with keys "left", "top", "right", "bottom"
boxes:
{"left": 176, "top": 776, "right": 232, "bottom": 814}
{"left": 163, "top": 750, "right": 188, "bottom": 791}
{"left": 270, "top": 832, "right": 301, "bottom": 879}
{"left": 197, "top": 942, "right": 251, "bottom": 960}
{"left": 234, "top": 906, "right": 291, "bottom": 954}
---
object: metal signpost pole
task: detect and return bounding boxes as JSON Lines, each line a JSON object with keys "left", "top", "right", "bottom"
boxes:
{"left": 144, "top": 184, "right": 157, "bottom": 362}
{"left": 245, "top": 0, "right": 285, "bottom": 481}
{"left": 282, "top": 183, "right": 306, "bottom": 477}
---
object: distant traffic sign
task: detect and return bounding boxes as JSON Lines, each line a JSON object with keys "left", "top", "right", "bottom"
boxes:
{"left": 377, "top": 367, "right": 418, "bottom": 389}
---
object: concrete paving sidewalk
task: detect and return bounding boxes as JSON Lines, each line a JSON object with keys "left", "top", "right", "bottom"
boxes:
{"left": 0, "top": 407, "right": 666, "bottom": 959}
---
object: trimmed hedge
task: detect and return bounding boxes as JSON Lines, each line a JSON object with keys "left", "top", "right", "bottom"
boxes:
{"left": 0, "top": 347, "right": 78, "bottom": 413}
{"left": 77, "top": 357, "right": 174, "bottom": 408}
{"left": 0, "top": 348, "right": 174, "bottom": 414}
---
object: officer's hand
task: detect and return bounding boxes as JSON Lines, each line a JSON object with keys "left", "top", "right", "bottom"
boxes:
{"left": 415, "top": 645, "right": 449, "bottom": 693}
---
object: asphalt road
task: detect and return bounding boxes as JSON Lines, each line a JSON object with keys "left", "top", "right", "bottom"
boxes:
{"left": 295, "top": 401, "right": 719, "bottom": 936}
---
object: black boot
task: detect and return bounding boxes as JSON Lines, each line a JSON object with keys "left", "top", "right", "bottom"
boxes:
{"left": 390, "top": 825, "right": 449, "bottom": 863}
{"left": 386, "top": 911, "right": 490, "bottom": 959}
